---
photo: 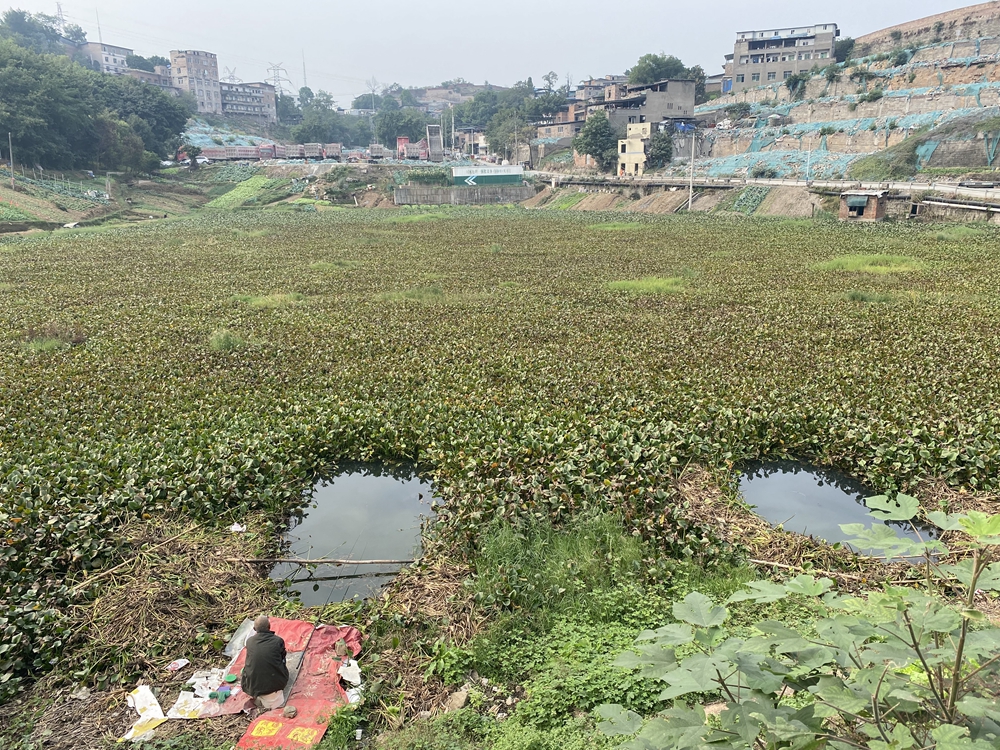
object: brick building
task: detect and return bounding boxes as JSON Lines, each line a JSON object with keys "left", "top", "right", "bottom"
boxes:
{"left": 220, "top": 82, "right": 277, "bottom": 123}
{"left": 535, "top": 103, "right": 587, "bottom": 139}
{"left": 170, "top": 50, "right": 221, "bottom": 114}
{"left": 725, "top": 23, "right": 839, "bottom": 94}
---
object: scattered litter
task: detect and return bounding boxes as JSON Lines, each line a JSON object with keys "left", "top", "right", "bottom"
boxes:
{"left": 120, "top": 685, "right": 167, "bottom": 741}
{"left": 62, "top": 222, "right": 79, "bottom": 229}
{"left": 167, "top": 691, "right": 207, "bottom": 720}
{"left": 283, "top": 705, "right": 298, "bottom": 719}
{"left": 187, "top": 668, "right": 227, "bottom": 698}
{"left": 70, "top": 686, "right": 91, "bottom": 701}
{"left": 166, "top": 658, "right": 190, "bottom": 672}
{"left": 346, "top": 687, "right": 362, "bottom": 705}
{"left": 355, "top": 729, "right": 363, "bottom": 740}
{"left": 337, "top": 659, "right": 361, "bottom": 686}
{"left": 229, "top": 523, "right": 247, "bottom": 533}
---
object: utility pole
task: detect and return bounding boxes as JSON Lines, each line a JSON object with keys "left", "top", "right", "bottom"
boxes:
{"left": 96, "top": 10, "right": 103, "bottom": 44}
{"left": 302, "top": 50, "right": 307, "bottom": 89}
{"left": 687, "top": 129, "right": 696, "bottom": 211}
{"left": 806, "top": 149, "right": 812, "bottom": 183}
{"left": 8, "top": 132, "right": 13, "bottom": 191}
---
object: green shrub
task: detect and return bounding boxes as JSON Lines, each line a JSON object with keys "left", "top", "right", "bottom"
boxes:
{"left": 597, "top": 497, "right": 1000, "bottom": 750}
{"left": 607, "top": 277, "right": 686, "bottom": 295}
{"left": 208, "top": 329, "right": 244, "bottom": 351}
{"left": 815, "top": 254, "right": 921, "bottom": 274}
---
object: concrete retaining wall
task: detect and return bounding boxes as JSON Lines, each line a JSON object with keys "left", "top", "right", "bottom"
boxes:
{"left": 394, "top": 185, "right": 536, "bottom": 205}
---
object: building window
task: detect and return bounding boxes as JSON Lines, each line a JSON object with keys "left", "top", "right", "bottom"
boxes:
{"left": 751, "top": 72, "right": 761, "bottom": 82}
{"left": 818, "top": 51, "right": 829, "bottom": 59}
{"left": 736, "top": 74, "right": 745, "bottom": 83}
{"left": 767, "top": 72, "right": 777, "bottom": 80}
{"left": 783, "top": 71, "right": 792, "bottom": 79}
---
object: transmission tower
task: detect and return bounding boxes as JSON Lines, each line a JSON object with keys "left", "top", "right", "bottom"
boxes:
{"left": 55, "top": 2, "right": 66, "bottom": 33}
{"left": 267, "top": 62, "right": 293, "bottom": 96}
{"left": 222, "top": 67, "right": 242, "bottom": 83}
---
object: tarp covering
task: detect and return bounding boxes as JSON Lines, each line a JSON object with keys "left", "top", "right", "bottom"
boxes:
{"left": 846, "top": 195, "right": 871, "bottom": 208}
{"left": 237, "top": 623, "right": 362, "bottom": 749}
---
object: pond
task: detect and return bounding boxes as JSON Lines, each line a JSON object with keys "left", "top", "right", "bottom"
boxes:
{"left": 739, "top": 461, "right": 930, "bottom": 553}
{"left": 270, "top": 463, "right": 434, "bottom": 606}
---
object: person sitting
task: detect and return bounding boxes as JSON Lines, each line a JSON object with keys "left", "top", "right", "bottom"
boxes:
{"left": 241, "top": 615, "right": 289, "bottom": 709}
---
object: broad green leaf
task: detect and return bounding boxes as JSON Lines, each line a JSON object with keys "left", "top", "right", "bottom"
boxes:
{"left": 930, "top": 723, "right": 994, "bottom": 750}
{"left": 784, "top": 574, "right": 834, "bottom": 597}
{"left": 721, "top": 701, "right": 766, "bottom": 745}
{"left": 866, "top": 493, "right": 920, "bottom": 522}
{"left": 814, "top": 678, "right": 868, "bottom": 715}
{"left": 672, "top": 592, "right": 728, "bottom": 628}
{"left": 595, "top": 704, "right": 643, "bottom": 736}
{"left": 926, "top": 511, "right": 967, "bottom": 531}
{"left": 957, "top": 696, "right": 1000, "bottom": 721}
{"left": 727, "top": 580, "right": 788, "bottom": 604}
{"left": 635, "top": 623, "right": 694, "bottom": 646}
{"left": 958, "top": 512, "right": 1000, "bottom": 543}
{"left": 613, "top": 644, "right": 678, "bottom": 679}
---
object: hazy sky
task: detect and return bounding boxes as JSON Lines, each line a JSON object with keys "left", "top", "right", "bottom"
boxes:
{"left": 14, "top": 0, "right": 974, "bottom": 102}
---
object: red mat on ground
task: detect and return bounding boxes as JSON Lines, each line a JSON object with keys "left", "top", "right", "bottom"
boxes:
{"left": 237, "top": 624, "right": 362, "bottom": 749}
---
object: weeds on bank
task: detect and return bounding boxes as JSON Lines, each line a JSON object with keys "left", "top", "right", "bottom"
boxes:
{"left": 232, "top": 292, "right": 305, "bottom": 309}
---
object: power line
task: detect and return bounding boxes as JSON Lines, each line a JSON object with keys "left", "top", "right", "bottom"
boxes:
{"left": 267, "top": 62, "right": 293, "bottom": 97}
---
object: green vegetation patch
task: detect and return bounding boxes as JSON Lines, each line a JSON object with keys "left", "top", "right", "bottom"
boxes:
{"left": 383, "top": 212, "right": 451, "bottom": 224}
{"left": 208, "top": 329, "right": 244, "bottom": 351}
{"left": 0, "top": 205, "right": 35, "bottom": 221}
{"left": 589, "top": 222, "right": 643, "bottom": 231}
{"left": 936, "top": 225, "right": 986, "bottom": 242}
{"left": 206, "top": 176, "right": 281, "bottom": 209}
{"left": 547, "top": 192, "right": 588, "bottom": 211}
{"left": 607, "top": 276, "right": 687, "bottom": 294}
{"left": 815, "top": 254, "right": 921, "bottom": 274}
{"left": 232, "top": 292, "right": 305, "bottom": 308}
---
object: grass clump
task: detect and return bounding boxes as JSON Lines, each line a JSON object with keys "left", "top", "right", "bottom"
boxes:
{"left": 383, "top": 212, "right": 449, "bottom": 224}
{"left": 815, "top": 254, "right": 921, "bottom": 274}
{"left": 845, "top": 289, "right": 895, "bottom": 303}
{"left": 232, "top": 292, "right": 305, "bottom": 309}
{"left": 22, "top": 323, "right": 86, "bottom": 353}
{"left": 935, "top": 225, "right": 985, "bottom": 242}
{"left": 208, "top": 329, "right": 244, "bottom": 351}
{"left": 607, "top": 276, "right": 686, "bottom": 294}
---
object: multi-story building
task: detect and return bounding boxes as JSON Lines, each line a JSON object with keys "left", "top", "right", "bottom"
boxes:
{"left": 77, "top": 41, "right": 132, "bottom": 75}
{"left": 535, "top": 102, "right": 587, "bottom": 139}
{"left": 617, "top": 122, "right": 654, "bottom": 177}
{"left": 170, "top": 50, "right": 221, "bottom": 114}
{"left": 600, "top": 79, "right": 696, "bottom": 132}
{"left": 126, "top": 65, "right": 180, "bottom": 95}
{"left": 220, "top": 82, "right": 277, "bottom": 123}
{"left": 725, "top": 23, "right": 839, "bottom": 93}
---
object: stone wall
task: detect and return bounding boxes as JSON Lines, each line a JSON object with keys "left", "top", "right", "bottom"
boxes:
{"left": 855, "top": 2, "right": 1000, "bottom": 55}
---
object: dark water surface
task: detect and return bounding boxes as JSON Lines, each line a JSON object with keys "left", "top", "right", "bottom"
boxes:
{"left": 271, "top": 464, "right": 434, "bottom": 605}
{"left": 739, "top": 461, "right": 929, "bottom": 552}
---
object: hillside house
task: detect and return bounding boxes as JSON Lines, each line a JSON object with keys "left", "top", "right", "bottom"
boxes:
{"left": 599, "top": 79, "right": 696, "bottom": 131}
{"left": 617, "top": 122, "right": 654, "bottom": 176}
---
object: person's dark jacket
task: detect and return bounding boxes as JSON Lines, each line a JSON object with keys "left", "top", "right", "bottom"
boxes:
{"left": 241, "top": 629, "right": 289, "bottom": 697}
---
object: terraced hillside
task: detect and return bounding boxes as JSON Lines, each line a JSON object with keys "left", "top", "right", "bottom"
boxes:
{"left": 684, "top": 12, "right": 1000, "bottom": 180}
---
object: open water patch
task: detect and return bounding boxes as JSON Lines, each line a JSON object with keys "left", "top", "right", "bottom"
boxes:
{"left": 271, "top": 463, "right": 434, "bottom": 605}
{"left": 739, "top": 461, "right": 930, "bottom": 553}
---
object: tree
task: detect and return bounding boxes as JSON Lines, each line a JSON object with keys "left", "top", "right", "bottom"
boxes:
{"left": 63, "top": 23, "right": 86, "bottom": 44}
{"left": 647, "top": 129, "right": 673, "bottom": 168}
{"left": 276, "top": 94, "right": 300, "bottom": 124}
{"left": 485, "top": 110, "right": 534, "bottom": 162}
{"left": 835, "top": 37, "right": 855, "bottom": 63}
{"left": 572, "top": 111, "right": 619, "bottom": 172}
{"left": 182, "top": 143, "right": 201, "bottom": 169}
{"left": 628, "top": 53, "right": 688, "bottom": 85}
{"left": 94, "top": 113, "right": 145, "bottom": 171}
{"left": 298, "top": 86, "right": 314, "bottom": 108}
{"left": 400, "top": 89, "right": 420, "bottom": 108}
{"left": 785, "top": 72, "right": 809, "bottom": 100}
{"left": 542, "top": 71, "right": 559, "bottom": 92}
{"left": 0, "top": 9, "right": 63, "bottom": 53}
{"left": 687, "top": 64, "right": 707, "bottom": 104}
{"left": 126, "top": 54, "right": 155, "bottom": 72}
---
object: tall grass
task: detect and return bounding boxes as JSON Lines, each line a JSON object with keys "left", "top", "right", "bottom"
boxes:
{"left": 309, "top": 260, "right": 358, "bottom": 272}
{"left": 935, "top": 226, "right": 985, "bottom": 242}
{"left": 471, "top": 513, "right": 648, "bottom": 618}
{"left": 845, "top": 289, "right": 895, "bottom": 303}
{"left": 209, "top": 329, "right": 244, "bottom": 351}
{"left": 815, "top": 255, "right": 921, "bottom": 274}
{"left": 232, "top": 292, "right": 305, "bottom": 309}
{"left": 608, "top": 276, "right": 686, "bottom": 294}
